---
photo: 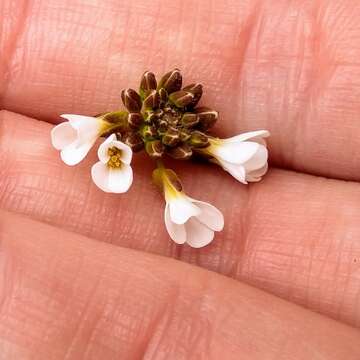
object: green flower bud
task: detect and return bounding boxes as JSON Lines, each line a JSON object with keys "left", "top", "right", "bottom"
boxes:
{"left": 194, "top": 107, "right": 218, "bottom": 130}
{"left": 123, "top": 132, "right": 144, "bottom": 152}
{"left": 162, "top": 127, "right": 180, "bottom": 147}
{"left": 127, "top": 112, "right": 143, "bottom": 129}
{"left": 158, "top": 69, "right": 182, "bottom": 93}
{"left": 141, "top": 125, "right": 157, "bottom": 140}
{"left": 166, "top": 143, "right": 192, "bottom": 160}
{"left": 121, "top": 88, "right": 142, "bottom": 112}
{"left": 139, "top": 71, "right": 157, "bottom": 98}
{"left": 145, "top": 140, "right": 164, "bottom": 158}
{"left": 188, "top": 130, "right": 209, "bottom": 148}
{"left": 169, "top": 90, "right": 194, "bottom": 108}
{"left": 181, "top": 113, "right": 198, "bottom": 128}
{"left": 143, "top": 90, "right": 160, "bottom": 110}
{"left": 182, "top": 83, "right": 203, "bottom": 107}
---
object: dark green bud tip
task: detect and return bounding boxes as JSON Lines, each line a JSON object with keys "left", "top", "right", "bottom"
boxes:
{"left": 181, "top": 112, "right": 198, "bottom": 128}
{"left": 123, "top": 132, "right": 144, "bottom": 152}
{"left": 140, "top": 71, "right": 157, "bottom": 98}
{"left": 127, "top": 112, "right": 143, "bottom": 129}
{"left": 121, "top": 88, "right": 142, "bottom": 112}
{"left": 188, "top": 130, "right": 209, "bottom": 148}
{"left": 182, "top": 83, "right": 203, "bottom": 107}
{"left": 194, "top": 107, "right": 218, "bottom": 130}
{"left": 158, "top": 69, "right": 182, "bottom": 94}
{"left": 166, "top": 143, "right": 193, "bottom": 160}
{"left": 141, "top": 125, "right": 158, "bottom": 140}
{"left": 169, "top": 90, "right": 194, "bottom": 108}
{"left": 162, "top": 127, "right": 180, "bottom": 147}
{"left": 143, "top": 90, "right": 160, "bottom": 110}
{"left": 145, "top": 140, "right": 164, "bottom": 158}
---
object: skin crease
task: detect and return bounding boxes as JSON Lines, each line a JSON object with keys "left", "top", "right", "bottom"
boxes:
{"left": 0, "top": 0, "right": 360, "bottom": 358}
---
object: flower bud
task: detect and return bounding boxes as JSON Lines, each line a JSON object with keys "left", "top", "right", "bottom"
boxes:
{"left": 102, "top": 111, "right": 128, "bottom": 124}
{"left": 127, "top": 112, "right": 143, "bottom": 129}
{"left": 188, "top": 130, "right": 209, "bottom": 148}
{"left": 181, "top": 113, "right": 198, "bottom": 128}
{"left": 145, "top": 140, "right": 164, "bottom": 158}
{"left": 179, "top": 129, "right": 191, "bottom": 142}
{"left": 169, "top": 90, "right": 194, "bottom": 108}
{"left": 162, "top": 127, "right": 180, "bottom": 147}
{"left": 158, "top": 69, "right": 182, "bottom": 93}
{"left": 166, "top": 143, "right": 192, "bottom": 160}
{"left": 182, "top": 83, "right": 203, "bottom": 107}
{"left": 158, "top": 88, "right": 168, "bottom": 105}
{"left": 141, "top": 125, "right": 157, "bottom": 140}
{"left": 123, "top": 132, "right": 144, "bottom": 152}
{"left": 121, "top": 88, "right": 142, "bottom": 112}
{"left": 195, "top": 107, "right": 218, "bottom": 130}
{"left": 143, "top": 90, "right": 160, "bottom": 110}
{"left": 157, "top": 119, "right": 168, "bottom": 135}
{"left": 139, "top": 71, "right": 157, "bottom": 98}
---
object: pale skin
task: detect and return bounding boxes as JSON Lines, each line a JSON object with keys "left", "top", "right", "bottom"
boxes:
{"left": 0, "top": 0, "right": 360, "bottom": 359}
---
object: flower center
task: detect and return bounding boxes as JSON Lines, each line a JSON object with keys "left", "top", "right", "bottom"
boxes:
{"left": 107, "top": 146, "right": 123, "bottom": 168}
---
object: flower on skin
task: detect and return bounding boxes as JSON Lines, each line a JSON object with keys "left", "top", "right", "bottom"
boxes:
{"left": 153, "top": 167, "right": 224, "bottom": 248}
{"left": 91, "top": 134, "right": 133, "bottom": 193}
{"left": 203, "top": 130, "right": 270, "bottom": 184}
{"left": 51, "top": 114, "right": 110, "bottom": 166}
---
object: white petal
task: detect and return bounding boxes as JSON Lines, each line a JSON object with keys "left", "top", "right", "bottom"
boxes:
{"left": 169, "top": 196, "right": 201, "bottom": 225}
{"left": 51, "top": 122, "right": 77, "bottom": 150}
{"left": 189, "top": 199, "right": 224, "bottom": 231}
{"left": 108, "top": 165, "right": 133, "bottom": 193}
{"left": 185, "top": 218, "right": 215, "bottom": 248}
{"left": 91, "top": 162, "right": 133, "bottom": 193}
{"left": 60, "top": 138, "right": 96, "bottom": 166}
{"left": 97, "top": 134, "right": 117, "bottom": 163}
{"left": 60, "top": 114, "right": 102, "bottom": 143}
{"left": 243, "top": 144, "right": 268, "bottom": 172}
{"left": 223, "top": 130, "right": 270, "bottom": 143}
{"left": 215, "top": 159, "right": 247, "bottom": 184}
{"left": 246, "top": 163, "right": 268, "bottom": 182}
{"left": 211, "top": 141, "right": 260, "bottom": 165}
{"left": 98, "top": 134, "right": 132, "bottom": 165}
{"left": 165, "top": 204, "right": 187, "bottom": 244}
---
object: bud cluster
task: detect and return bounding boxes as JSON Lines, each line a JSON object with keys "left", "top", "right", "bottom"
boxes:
{"left": 99, "top": 69, "right": 218, "bottom": 160}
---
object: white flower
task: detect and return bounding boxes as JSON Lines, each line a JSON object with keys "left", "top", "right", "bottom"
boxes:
{"left": 91, "top": 134, "right": 133, "bottom": 193}
{"left": 165, "top": 194, "right": 224, "bottom": 248}
{"left": 205, "top": 130, "right": 270, "bottom": 184}
{"left": 51, "top": 114, "right": 108, "bottom": 166}
{"left": 154, "top": 167, "right": 224, "bottom": 248}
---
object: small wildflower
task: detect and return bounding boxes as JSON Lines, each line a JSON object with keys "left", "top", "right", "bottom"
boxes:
{"left": 51, "top": 69, "right": 270, "bottom": 248}
{"left": 153, "top": 166, "right": 224, "bottom": 248}
{"left": 91, "top": 134, "right": 133, "bottom": 193}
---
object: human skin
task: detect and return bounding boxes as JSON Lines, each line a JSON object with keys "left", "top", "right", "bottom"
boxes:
{"left": 0, "top": 0, "right": 360, "bottom": 359}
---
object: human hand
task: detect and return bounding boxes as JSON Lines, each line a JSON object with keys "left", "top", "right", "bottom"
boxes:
{"left": 1, "top": 0, "right": 360, "bottom": 358}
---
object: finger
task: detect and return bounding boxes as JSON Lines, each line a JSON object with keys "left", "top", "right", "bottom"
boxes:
{"left": 2, "top": 110, "right": 360, "bottom": 328}
{"left": 1, "top": 210, "right": 360, "bottom": 359}
{"left": 1, "top": 1, "right": 360, "bottom": 180}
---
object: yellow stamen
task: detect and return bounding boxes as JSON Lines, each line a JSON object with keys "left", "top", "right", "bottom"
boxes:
{"left": 107, "top": 146, "right": 123, "bottom": 168}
